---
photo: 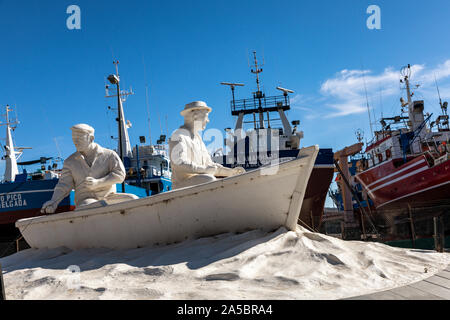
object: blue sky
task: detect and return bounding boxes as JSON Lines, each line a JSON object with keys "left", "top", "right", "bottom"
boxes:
{"left": 1, "top": 0, "right": 450, "bottom": 202}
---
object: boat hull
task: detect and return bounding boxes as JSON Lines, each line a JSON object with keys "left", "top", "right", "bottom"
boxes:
{"left": 355, "top": 155, "right": 450, "bottom": 245}
{"left": 299, "top": 164, "right": 334, "bottom": 230}
{"left": 356, "top": 155, "right": 450, "bottom": 209}
{"left": 0, "top": 179, "right": 75, "bottom": 225}
{"left": 16, "top": 146, "right": 319, "bottom": 250}
{"left": 215, "top": 148, "right": 334, "bottom": 230}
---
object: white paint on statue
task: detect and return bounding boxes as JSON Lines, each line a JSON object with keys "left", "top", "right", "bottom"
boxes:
{"left": 169, "top": 101, "right": 245, "bottom": 189}
{"left": 41, "top": 124, "right": 138, "bottom": 213}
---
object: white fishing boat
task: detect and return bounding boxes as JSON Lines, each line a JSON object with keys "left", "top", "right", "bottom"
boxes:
{"left": 15, "top": 146, "right": 318, "bottom": 250}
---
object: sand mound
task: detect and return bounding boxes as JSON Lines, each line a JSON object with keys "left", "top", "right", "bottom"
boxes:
{"left": 1, "top": 226, "right": 449, "bottom": 299}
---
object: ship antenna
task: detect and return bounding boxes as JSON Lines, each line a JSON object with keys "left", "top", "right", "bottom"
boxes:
{"left": 145, "top": 86, "right": 152, "bottom": 144}
{"left": 251, "top": 51, "right": 263, "bottom": 92}
{"left": 435, "top": 74, "right": 444, "bottom": 110}
{"left": 361, "top": 63, "right": 374, "bottom": 138}
{"left": 142, "top": 55, "right": 152, "bottom": 145}
{"left": 250, "top": 51, "right": 266, "bottom": 129}
{"left": 114, "top": 59, "right": 120, "bottom": 77}
{"left": 165, "top": 114, "right": 169, "bottom": 136}
{"left": 220, "top": 82, "right": 245, "bottom": 109}
{"left": 53, "top": 137, "right": 62, "bottom": 159}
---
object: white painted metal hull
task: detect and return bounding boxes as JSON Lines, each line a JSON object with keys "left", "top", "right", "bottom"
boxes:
{"left": 16, "top": 146, "right": 319, "bottom": 250}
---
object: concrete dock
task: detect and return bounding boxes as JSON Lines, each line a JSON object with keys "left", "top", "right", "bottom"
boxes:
{"left": 346, "top": 264, "right": 450, "bottom": 300}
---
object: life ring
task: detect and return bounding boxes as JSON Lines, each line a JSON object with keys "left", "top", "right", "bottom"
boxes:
{"left": 377, "top": 153, "right": 383, "bottom": 162}
{"left": 386, "top": 149, "right": 391, "bottom": 158}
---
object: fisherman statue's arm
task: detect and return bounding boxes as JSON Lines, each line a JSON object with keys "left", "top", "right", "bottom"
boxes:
{"left": 199, "top": 133, "right": 245, "bottom": 177}
{"left": 41, "top": 166, "right": 75, "bottom": 214}
{"left": 82, "top": 151, "right": 126, "bottom": 191}
{"left": 170, "top": 137, "right": 216, "bottom": 175}
{"left": 202, "top": 146, "right": 245, "bottom": 177}
{"left": 170, "top": 134, "right": 244, "bottom": 177}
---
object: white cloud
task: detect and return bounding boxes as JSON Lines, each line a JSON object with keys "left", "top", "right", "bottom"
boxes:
{"left": 317, "top": 60, "right": 450, "bottom": 118}
{"left": 414, "top": 60, "right": 450, "bottom": 85}
{"left": 290, "top": 94, "right": 313, "bottom": 112}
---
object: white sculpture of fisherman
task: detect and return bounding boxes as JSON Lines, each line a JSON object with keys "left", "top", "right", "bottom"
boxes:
{"left": 41, "top": 123, "right": 138, "bottom": 213}
{"left": 169, "top": 101, "right": 245, "bottom": 189}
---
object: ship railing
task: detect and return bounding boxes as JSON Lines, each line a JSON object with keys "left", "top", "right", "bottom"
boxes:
{"left": 433, "top": 152, "right": 450, "bottom": 166}
{"left": 231, "top": 95, "right": 290, "bottom": 114}
{"left": 421, "top": 150, "right": 441, "bottom": 167}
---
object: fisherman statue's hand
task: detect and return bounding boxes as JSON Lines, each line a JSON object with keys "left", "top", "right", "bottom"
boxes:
{"left": 232, "top": 167, "right": 245, "bottom": 175}
{"left": 83, "top": 177, "right": 102, "bottom": 190}
{"left": 213, "top": 165, "right": 244, "bottom": 177}
{"left": 41, "top": 200, "right": 58, "bottom": 214}
{"left": 204, "top": 165, "right": 219, "bottom": 175}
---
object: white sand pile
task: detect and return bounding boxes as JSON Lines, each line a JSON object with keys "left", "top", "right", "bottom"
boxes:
{"left": 1, "top": 226, "right": 449, "bottom": 300}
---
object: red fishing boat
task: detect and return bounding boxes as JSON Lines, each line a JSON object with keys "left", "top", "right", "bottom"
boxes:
{"left": 354, "top": 65, "right": 449, "bottom": 246}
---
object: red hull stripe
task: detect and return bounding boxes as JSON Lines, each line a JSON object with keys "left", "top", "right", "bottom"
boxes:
{"left": 369, "top": 165, "right": 429, "bottom": 192}
{"left": 366, "top": 159, "right": 426, "bottom": 188}
{"left": 378, "top": 179, "right": 450, "bottom": 208}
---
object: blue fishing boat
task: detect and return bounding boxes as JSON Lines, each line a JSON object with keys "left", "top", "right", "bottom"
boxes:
{"left": 0, "top": 106, "right": 75, "bottom": 226}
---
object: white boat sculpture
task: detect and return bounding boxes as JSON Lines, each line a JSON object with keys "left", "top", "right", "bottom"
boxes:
{"left": 16, "top": 146, "right": 319, "bottom": 250}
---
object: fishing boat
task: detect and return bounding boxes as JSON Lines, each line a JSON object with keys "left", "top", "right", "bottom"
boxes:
{"left": 16, "top": 145, "right": 318, "bottom": 250}
{"left": 350, "top": 64, "right": 449, "bottom": 247}
{"left": 0, "top": 105, "right": 76, "bottom": 227}
{"left": 213, "top": 52, "right": 334, "bottom": 231}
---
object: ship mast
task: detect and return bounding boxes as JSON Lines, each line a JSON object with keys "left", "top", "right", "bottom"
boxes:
{"left": 400, "top": 64, "right": 423, "bottom": 132}
{"left": 106, "top": 60, "right": 134, "bottom": 160}
{"left": 221, "top": 52, "right": 295, "bottom": 137}
{"left": 106, "top": 61, "right": 135, "bottom": 193}
{"left": 1, "top": 105, "right": 19, "bottom": 182}
{"left": 250, "top": 51, "right": 265, "bottom": 129}
{"left": 251, "top": 51, "right": 263, "bottom": 93}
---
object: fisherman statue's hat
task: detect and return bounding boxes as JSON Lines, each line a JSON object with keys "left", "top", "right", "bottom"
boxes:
{"left": 71, "top": 123, "right": 95, "bottom": 135}
{"left": 180, "top": 101, "right": 212, "bottom": 117}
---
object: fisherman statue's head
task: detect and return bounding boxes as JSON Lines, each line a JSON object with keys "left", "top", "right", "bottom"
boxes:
{"left": 181, "top": 101, "right": 212, "bottom": 132}
{"left": 71, "top": 123, "right": 95, "bottom": 153}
